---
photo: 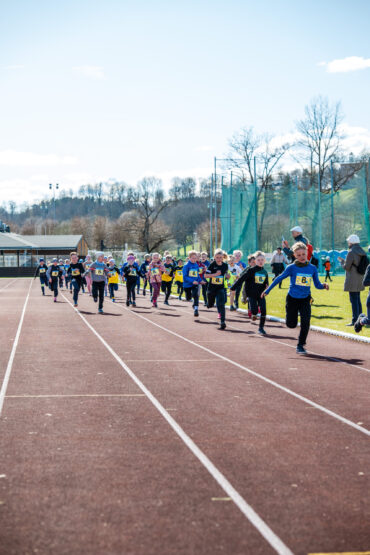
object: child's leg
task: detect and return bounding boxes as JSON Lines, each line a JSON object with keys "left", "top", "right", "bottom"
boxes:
{"left": 191, "top": 285, "right": 199, "bottom": 309}
{"left": 285, "top": 294, "right": 299, "bottom": 330}
{"left": 109, "top": 283, "right": 114, "bottom": 298}
{"left": 53, "top": 281, "right": 59, "bottom": 298}
{"left": 179, "top": 284, "right": 183, "bottom": 298}
{"left": 207, "top": 289, "right": 216, "bottom": 309}
{"left": 165, "top": 281, "right": 172, "bottom": 301}
{"left": 258, "top": 297, "right": 267, "bottom": 330}
{"left": 98, "top": 281, "right": 105, "bottom": 310}
{"left": 229, "top": 290, "right": 235, "bottom": 307}
{"left": 297, "top": 297, "right": 311, "bottom": 346}
{"left": 72, "top": 279, "right": 80, "bottom": 305}
{"left": 215, "top": 289, "right": 226, "bottom": 323}
{"left": 92, "top": 281, "right": 98, "bottom": 301}
{"left": 152, "top": 282, "right": 160, "bottom": 304}
{"left": 249, "top": 297, "right": 258, "bottom": 318}
{"left": 131, "top": 281, "right": 136, "bottom": 302}
{"left": 184, "top": 287, "right": 192, "bottom": 302}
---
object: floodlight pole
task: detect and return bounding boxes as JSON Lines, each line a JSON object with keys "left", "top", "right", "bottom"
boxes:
{"left": 317, "top": 172, "right": 322, "bottom": 251}
{"left": 214, "top": 157, "right": 217, "bottom": 249}
{"left": 49, "top": 183, "right": 59, "bottom": 221}
{"left": 253, "top": 157, "right": 258, "bottom": 251}
{"left": 210, "top": 174, "right": 213, "bottom": 256}
{"left": 229, "top": 172, "right": 233, "bottom": 252}
{"left": 330, "top": 160, "right": 335, "bottom": 252}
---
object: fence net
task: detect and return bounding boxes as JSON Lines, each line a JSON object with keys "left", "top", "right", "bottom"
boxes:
{"left": 220, "top": 163, "right": 370, "bottom": 261}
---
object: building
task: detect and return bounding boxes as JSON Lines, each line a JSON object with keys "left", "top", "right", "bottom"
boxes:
{"left": 0, "top": 233, "right": 88, "bottom": 277}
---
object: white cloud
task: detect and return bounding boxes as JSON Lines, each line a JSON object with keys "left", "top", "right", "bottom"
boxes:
{"left": 0, "top": 150, "right": 77, "bottom": 167}
{"left": 2, "top": 65, "right": 25, "bottom": 70}
{"left": 195, "top": 145, "right": 214, "bottom": 152}
{"left": 73, "top": 65, "right": 105, "bottom": 80}
{"left": 341, "top": 123, "right": 370, "bottom": 153}
{"left": 318, "top": 56, "right": 370, "bottom": 73}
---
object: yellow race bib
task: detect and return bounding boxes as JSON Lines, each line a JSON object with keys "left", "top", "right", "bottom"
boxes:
{"left": 255, "top": 273, "right": 265, "bottom": 284}
{"left": 95, "top": 269, "right": 104, "bottom": 276}
{"left": 296, "top": 274, "right": 312, "bottom": 286}
{"left": 151, "top": 268, "right": 159, "bottom": 276}
{"left": 40, "top": 268, "right": 46, "bottom": 273}
{"left": 212, "top": 277, "right": 224, "bottom": 285}
{"left": 51, "top": 271, "right": 59, "bottom": 277}
{"left": 189, "top": 270, "right": 198, "bottom": 278}
{"left": 72, "top": 269, "right": 80, "bottom": 276}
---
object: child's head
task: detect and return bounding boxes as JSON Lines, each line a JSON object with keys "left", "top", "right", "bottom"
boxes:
{"left": 96, "top": 251, "right": 104, "bottom": 263}
{"left": 214, "top": 248, "right": 224, "bottom": 265}
{"left": 201, "top": 252, "right": 208, "bottom": 261}
{"left": 52, "top": 258, "right": 58, "bottom": 265}
{"left": 145, "top": 254, "right": 151, "bottom": 262}
{"left": 233, "top": 249, "right": 243, "bottom": 262}
{"left": 165, "top": 255, "right": 172, "bottom": 263}
{"left": 188, "top": 250, "right": 197, "bottom": 263}
{"left": 109, "top": 258, "right": 115, "bottom": 266}
{"left": 254, "top": 251, "right": 265, "bottom": 267}
{"left": 70, "top": 251, "right": 78, "bottom": 264}
{"left": 127, "top": 255, "right": 135, "bottom": 265}
{"left": 248, "top": 254, "right": 256, "bottom": 267}
{"left": 177, "top": 259, "right": 183, "bottom": 266}
{"left": 152, "top": 252, "right": 160, "bottom": 263}
{"left": 292, "top": 242, "right": 307, "bottom": 263}
{"left": 228, "top": 254, "right": 235, "bottom": 265}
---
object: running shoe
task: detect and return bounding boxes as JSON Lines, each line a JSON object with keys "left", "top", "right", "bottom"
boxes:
{"left": 126, "top": 300, "right": 130, "bottom": 306}
{"left": 217, "top": 313, "right": 221, "bottom": 319}
{"left": 229, "top": 305, "right": 236, "bottom": 311}
{"left": 164, "top": 300, "right": 169, "bottom": 305}
{"left": 258, "top": 328, "right": 266, "bottom": 335}
{"left": 219, "top": 322, "right": 226, "bottom": 330}
{"left": 194, "top": 309, "right": 199, "bottom": 317}
{"left": 296, "top": 345, "right": 307, "bottom": 355}
{"left": 132, "top": 302, "right": 136, "bottom": 307}
{"left": 54, "top": 298, "right": 57, "bottom": 302}
{"left": 73, "top": 303, "right": 78, "bottom": 308}
{"left": 354, "top": 314, "right": 365, "bottom": 333}
{"left": 112, "top": 298, "right": 115, "bottom": 302}
{"left": 98, "top": 309, "right": 104, "bottom": 314}
{"left": 251, "top": 315, "right": 258, "bottom": 321}
{"left": 93, "top": 297, "right": 98, "bottom": 303}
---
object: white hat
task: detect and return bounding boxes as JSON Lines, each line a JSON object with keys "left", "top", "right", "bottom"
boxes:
{"left": 346, "top": 234, "right": 360, "bottom": 244}
{"left": 95, "top": 251, "right": 104, "bottom": 257}
{"left": 290, "top": 226, "right": 303, "bottom": 233}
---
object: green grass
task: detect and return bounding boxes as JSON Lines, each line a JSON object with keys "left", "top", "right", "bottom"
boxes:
{"left": 228, "top": 275, "right": 369, "bottom": 337}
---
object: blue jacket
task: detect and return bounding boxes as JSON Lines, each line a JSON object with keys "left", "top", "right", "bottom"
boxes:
{"left": 265, "top": 262, "right": 324, "bottom": 299}
{"left": 363, "top": 264, "right": 370, "bottom": 287}
{"left": 183, "top": 261, "right": 202, "bottom": 289}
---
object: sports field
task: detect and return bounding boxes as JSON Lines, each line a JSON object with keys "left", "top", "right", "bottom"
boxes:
{"left": 0, "top": 278, "right": 369, "bottom": 555}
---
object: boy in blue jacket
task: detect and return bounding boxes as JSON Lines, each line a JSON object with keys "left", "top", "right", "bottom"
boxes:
{"left": 183, "top": 250, "right": 206, "bottom": 317}
{"left": 354, "top": 263, "right": 370, "bottom": 333}
{"left": 262, "top": 242, "right": 329, "bottom": 354}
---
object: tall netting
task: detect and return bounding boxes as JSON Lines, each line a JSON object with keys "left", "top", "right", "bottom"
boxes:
{"left": 220, "top": 163, "right": 370, "bottom": 256}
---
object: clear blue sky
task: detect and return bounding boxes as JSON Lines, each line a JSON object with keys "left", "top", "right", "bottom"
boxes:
{"left": 1, "top": 0, "right": 370, "bottom": 204}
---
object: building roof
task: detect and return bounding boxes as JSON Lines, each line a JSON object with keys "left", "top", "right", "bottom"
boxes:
{"left": 0, "top": 233, "right": 83, "bottom": 251}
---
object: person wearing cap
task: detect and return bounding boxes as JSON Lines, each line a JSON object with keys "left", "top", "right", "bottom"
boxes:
{"left": 46, "top": 258, "right": 65, "bottom": 302}
{"left": 283, "top": 226, "right": 309, "bottom": 262}
{"left": 84, "top": 252, "right": 109, "bottom": 313}
{"left": 34, "top": 258, "right": 49, "bottom": 295}
{"left": 338, "top": 234, "right": 367, "bottom": 326}
{"left": 324, "top": 257, "right": 332, "bottom": 282}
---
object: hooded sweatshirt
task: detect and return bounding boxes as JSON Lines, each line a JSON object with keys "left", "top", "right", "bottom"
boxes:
{"left": 265, "top": 261, "right": 324, "bottom": 299}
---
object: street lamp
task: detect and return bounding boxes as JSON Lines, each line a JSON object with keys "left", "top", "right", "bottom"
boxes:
{"left": 49, "top": 183, "right": 59, "bottom": 221}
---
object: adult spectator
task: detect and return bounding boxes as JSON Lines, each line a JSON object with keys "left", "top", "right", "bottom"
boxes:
{"left": 270, "top": 247, "right": 287, "bottom": 288}
{"left": 282, "top": 226, "right": 312, "bottom": 261}
{"left": 338, "top": 234, "right": 367, "bottom": 326}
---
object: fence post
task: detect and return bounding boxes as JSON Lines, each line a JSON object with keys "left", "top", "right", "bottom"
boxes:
{"left": 210, "top": 174, "right": 213, "bottom": 256}
{"left": 229, "top": 172, "right": 233, "bottom": 252}
{"left": 253, "top": 157, "right": 258, "bottom": 251}
{"left": 330, "top": 160, "right": 335, "bottom": 252}
{"left": 317, "top": 171, "right": 322, "bottom": 252}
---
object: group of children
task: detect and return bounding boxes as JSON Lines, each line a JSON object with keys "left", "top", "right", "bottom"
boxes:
{"left": 34, "top": 242, "right": 333, "bottom": 354}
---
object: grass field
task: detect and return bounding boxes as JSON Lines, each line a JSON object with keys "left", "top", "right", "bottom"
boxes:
{"left": 230, "top": 275, "right": 370, "bottom": 337}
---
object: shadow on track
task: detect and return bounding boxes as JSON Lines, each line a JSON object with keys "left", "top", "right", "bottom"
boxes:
{"left": 305, "top": 352, "right": 364, "bottom": 365}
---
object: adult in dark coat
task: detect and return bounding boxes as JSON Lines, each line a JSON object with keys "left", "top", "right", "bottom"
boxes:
{"left": 338, "top": 234, "right": 367, "bottom": 326}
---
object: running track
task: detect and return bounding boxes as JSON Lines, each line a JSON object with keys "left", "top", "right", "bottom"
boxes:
{"left": 0, "top": 278, "right": 369, "bottom": 555}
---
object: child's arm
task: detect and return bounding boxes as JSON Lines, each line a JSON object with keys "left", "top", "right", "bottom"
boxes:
{"left": 230, "top": 267, "right": 248, "bottom": 291}
{"left": 262, "top": 265, "right": 291, "bottom": 297}
{"left": 312, "top": 267, "right": 329, "bottom": 290}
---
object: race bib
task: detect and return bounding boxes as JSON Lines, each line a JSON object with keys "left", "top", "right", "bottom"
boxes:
{"left": 130, "top": 269, "right": 137, "bottom": 276}
{"left": 296, "top": 274, "right": 312, "bottom": 286}
{"left": 189, "top": 270, "right": 198, "bottom": 278}
{"left": 95, "top": 269, "right": 104, "bottom": 276}
{"left": 176, "top": 270, "right": 182, "bottom": 276}
{"left": 85, "top": 263, "right": 91, "bottom": 269}
{"left": 51, "top": 271, "right": 59, "bottom": 277}
{"left": 72, "top": 269, "right": 80, "bottom": 276}
{"left": 212, "top": 277, "right": 224, "bottom": 285}
{"left": 151, "top": 268, "right": 159, "bottom": 276}
{"left": 255, "top": 273, "right": 265, "bottom": 284}
{"left": 40, "top": 268, "right": 46, "bottom": 273}
{"left": 108, "top": 270, "right": 116, "bottom": 277}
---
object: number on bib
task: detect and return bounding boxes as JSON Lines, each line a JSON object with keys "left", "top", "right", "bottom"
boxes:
{"left": 72, "top": 269, "right": 80, "bottom": 276}
{"left": 189, "top": 270, "right": 198, "bottom": 278}
{"left": 296, "top": 274, "right": 311, "bottom": 286}
{"left": 95, "top": 269, "right": 104, "bottom": 276}
{"left": 151, "top": 268, "right": 159, "bottom": 276}
{"left": 51, "top": 271, "right": 59, "bottom": 277}
{"left": 255, "top": 273, "right": 265, "bottom": 284}
{"left": 212, "top": 277, "right": 223, "bottom": 285}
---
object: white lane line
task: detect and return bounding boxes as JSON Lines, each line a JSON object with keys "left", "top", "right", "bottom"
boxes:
{"left": 171, "top": 298, "right": 370, "bottom": 376}
{"left": 5, "top": 394, "right": 146, "bottom": 398}
{"left": 110, "top": 300, "right": 370, "bottom": 438}
{"left": 0, "top": 279, "right": 17, "bottom": 291}
{"left": 61, "top": 292, "right": 294, "bottom": 555}
{"left": 0, "top": 280, "right": 33, "bottom": 416}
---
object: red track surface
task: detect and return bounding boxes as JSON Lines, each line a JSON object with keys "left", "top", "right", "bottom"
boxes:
{"left": 0, "top": 279, "right": 369, "bottom": 555}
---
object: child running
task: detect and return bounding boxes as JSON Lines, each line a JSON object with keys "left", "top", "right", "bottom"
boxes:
{"left": 148, "top": 253, "right": 165, "bottom": 307}
{"left": 262, "top": 242, "right": 329, "bottom": 354}
{"left": 107, "top": 259, "right": 120, "bottom": 302}
{"left": 46, "top": 258, "right": 64, "bottom": 302}
{"left": 228, "top": 254, "right": 242, "bottom": 310}
{"left": 34, "top": 258, "right": 49, "bottom": 295}
{"left": 174, "top": 259, "right": 184, "bottom": 300}
{"left": 122, "top": 255, "right": 140, "bottom": 307}
{"left": 84, "top": 254, "right": 93, "bottom": 295}
{"left": 183, "top": 250, "right": 206, "bottom": 317}
{"left": 85, "top": 252, "right": 109, "bottom": 314}
{"left": 231, "top": 251, "right": 269, "bottom": 335}
{"left": 67, "top": 252, "right": 85, "bottom": 307}
{"left": 161, "top": 254, "right": 175, "bottom": 305}
{"left": 324, "top": 257, "right": 332, "bottom": 282}
{"left": 205, "top": 249, "right": 230, "bottom": 329}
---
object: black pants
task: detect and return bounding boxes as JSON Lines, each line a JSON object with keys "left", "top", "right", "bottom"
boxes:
{"left": 349, "top": 291, "right": 362, "bottom": 324}
{"left": 51, "top": 279, "right": 59, "bottom": 298}
{"left": 249, "top": 296, "right": 266, "bottom": 329}
{"left": 161, "top": 280, "right": 172, "bottom": 301}
{"left": 71, "top": 279, "right": 81, "bottom": 304}
{"left": 272, "top": 272, "right": 283, "bottom": 288}
{"left": 39, "top": 275, "right": 48, "bottom": 293}
{"left": 184, "top": 285, "right": 199, "bottom": 308}
{"left": 109, "top": 283, "right": 118, "bottom": 298}
{"left": 176, "top": 281, "right": 183, "bottom": 297}
{"left": 92, "top": 281, "right": 105, "bottom": 310}
{"left": 207, "top": 287, "right": 226, "bottom": 323}
{"left": 285, "top": 294, "right": 311, "bottom": 347}
{"left": 234, "top": 282, "right": 243, "bottom": 307}
{"left": 126, "top": 278, "right": 137, "bottom": 302}
{"left": 201, "top": 282, "right": 208, "bottom": 304}
{"left": 325, "top": 270, "right": 332, "bottom": 282}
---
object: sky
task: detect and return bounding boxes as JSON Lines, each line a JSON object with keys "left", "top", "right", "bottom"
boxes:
{"left": 1, "top": 0, "right": 370, "bottom": 206}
